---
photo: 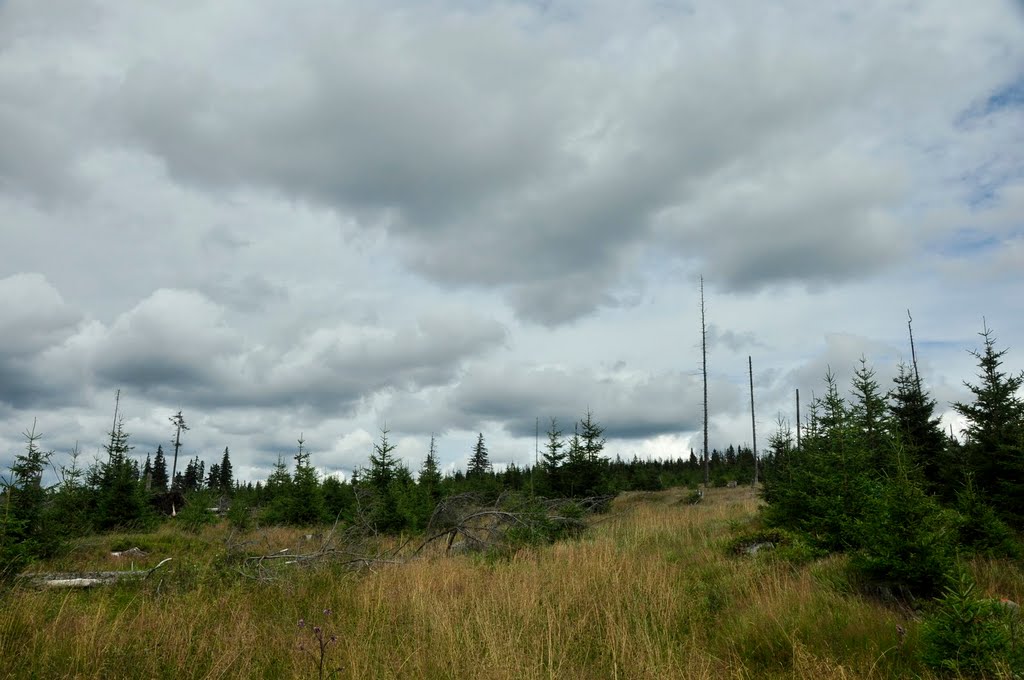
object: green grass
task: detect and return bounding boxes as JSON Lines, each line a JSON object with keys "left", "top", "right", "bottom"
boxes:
{"left": 2, "top": 486, "right": 1020, "bottom": 678}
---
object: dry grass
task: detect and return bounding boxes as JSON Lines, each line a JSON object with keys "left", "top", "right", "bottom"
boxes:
{"left": 2, "top": 486, "right": 1015, "bottom": 678}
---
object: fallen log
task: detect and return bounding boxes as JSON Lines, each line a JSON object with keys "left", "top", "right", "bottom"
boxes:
{"left": 20, "top": 557, "right": 172, "bottom": 589}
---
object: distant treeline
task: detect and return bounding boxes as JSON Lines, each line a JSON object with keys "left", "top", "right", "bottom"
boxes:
{"left": 1, "top": 400, "right": 756, "bottom": 574}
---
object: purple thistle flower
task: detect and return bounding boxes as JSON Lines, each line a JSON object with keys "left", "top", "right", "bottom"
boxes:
{"left": 314, "top": 626, "right": 322, "bottom": 635}
{"left": 323, "top": 608, "right": 332, "bottom": 616}
{"left": 298, "top": 619, "right": 305, "bottom": 628}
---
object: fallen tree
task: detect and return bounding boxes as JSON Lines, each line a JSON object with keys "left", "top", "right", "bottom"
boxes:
{"left": 19, "top": 557, "right": 173, "bottom": 589}
{"left": 232, "top": 492, "right": 613, "bottom": 581}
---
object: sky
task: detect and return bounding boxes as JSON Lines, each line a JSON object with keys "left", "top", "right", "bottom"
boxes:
{"left": 1, "top": 0, "right": 1023, "bottom": 483}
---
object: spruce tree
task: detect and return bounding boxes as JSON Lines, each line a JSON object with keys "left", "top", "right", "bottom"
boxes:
{"left": 219, "top": 447, "right": 233, "bottom": 493}
{"left": 0, "top": 422, "right": 57, "bottom": 571}
{"left": 579, "top": 409, "right": 606, "bottom": 461}
{"left": 95, "top": 416, "right": 146, "bottom": 530}
{"left": 889, "top": 363, "right": 950, "bottom": 496}
{"left": 206, "top": 463, "right": 221, "bottom": 491}
{"left": 849, "top": 358, "right": 892, "bottom": 473}
{"left": 419, "top": 436, "right": 442, "bottom": 490}
{"left": 290, "top": 435, "right": 324, "bottom": 525}
{"left": 262, "top": 455, "right": 293, "bottom": 524}
{"left": 151, "top": 445, "right": 169, "bottom": 492}
{"left": 368, "top": 428, "right": 398, "bottom": 494}
{"left": 367, "top": 428, "right": 403, "bottom": 532}
{"left": 467, "top": 433, "right": 491, "bottom": 479}
{"left": 541, "top": 418, "right": 566, "bottom": 494}
{"left": 413, "top": 436, "right": 444, "bottom": 528}
{"left": 953, "top": 326, "right": 1024, "bottom": 526}
{"left": 570, "top": 410, "right": 608, "bottom": 496}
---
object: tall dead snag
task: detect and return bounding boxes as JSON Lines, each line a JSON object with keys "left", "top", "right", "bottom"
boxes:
{"left": 907, "top": 309, "right": 922, "bottom": 390}
{"left": 749, "top": 356, "right": 758, "bottom": 486}
{"left": 701, "top": 276, "right": 710, "bottom": 488}
{"left": 169, "top": 410, "right": 189, "bottom": 489}
{"left": 795, "top": 388, "right": 801, "bottom": 451}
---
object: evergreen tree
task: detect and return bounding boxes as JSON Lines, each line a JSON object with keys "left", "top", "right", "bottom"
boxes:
{"left": 953, "top": 326, "right": 1024, "bottom": 526}
{"left": 889, "top": 363, "right": 950, "bottom": 496}
{"left": 151, "top": 445, "right": 169, "bottom": 492}
{"left": 408, "top": 436, "right": 443, "bottom": 530}
{"left": 564, "top": 412, "right": 608, "bottom": 497}
{"left": 541, "top": 418, "right": 566, "bottom": 495}
{"left": 290, "top": 435, "right": 324, "bottom": 525}
{"left": 219, "top": 447, "right": 233, "bottom": 493}
{"left": 261, "top": 455, "right": 293, "bottom": 524}
{"left": 419, "top": 436, "right": 442, "bottom": 489}
{"left": 467, "top": 433, "right": 491, "bottom": 479}
{"left": 849, "top": 358, "right": 892, "bottom": 473}
{"left": 368, "top": 428, "right": 398, "bottom": 494}
{"left": 50, "top": 444, "right": 91, "bottom": 538}
{"left": 95, "top": 415, "right": 147, "bottom": 530}
{"left": 206, "top": 463, "right": 221, "bottom": 491}
{"left": 367, "top": 428, "right": 403, "bottom": 532}
{"left": 579, "top": 409, "right": 606, "bottom": 461}
{"left": 0, "top": 422, "right": 57, "bottom": 573}
{"left": 182, "top": 457, "right": 199, "bottom": 493}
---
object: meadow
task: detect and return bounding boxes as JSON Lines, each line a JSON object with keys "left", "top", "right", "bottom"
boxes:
{"left": 3, "top": 486, "right": 1021, "bottom": 679}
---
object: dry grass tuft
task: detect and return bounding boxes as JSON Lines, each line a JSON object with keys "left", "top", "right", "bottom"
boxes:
{"left": 4, "top": 486, "right": 1014, "bottom": 678}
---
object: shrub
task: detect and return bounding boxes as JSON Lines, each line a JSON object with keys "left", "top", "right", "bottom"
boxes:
{"left": 176, "top": 493, "right": 218, "bottom": 533}
{"left": 921, "top": 568, "right": 1022, "bottom": 676}
{"left": 955, "top": 477, "right": 1022, "bottom": 559}
{"left": 226, "top": 498, "right": 253, "bottom": 532}
{"left": 850, "top": 471, "right": 956, "bottom": 600}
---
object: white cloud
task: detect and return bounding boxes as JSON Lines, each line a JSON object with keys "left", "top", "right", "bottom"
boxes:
{"left": 1, "top": 0, "right": 1022, "bottom": 478}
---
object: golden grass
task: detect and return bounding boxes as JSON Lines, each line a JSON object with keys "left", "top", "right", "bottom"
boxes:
{"left": 2, "top": 487, "right": 1016, "bottom": 678}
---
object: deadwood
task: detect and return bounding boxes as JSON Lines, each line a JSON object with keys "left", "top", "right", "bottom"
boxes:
{"left": 20, "top": 557, "right": 173, "bottom": 589}
{"left": 234, "top": 493, "right": 611, "bottom": 580}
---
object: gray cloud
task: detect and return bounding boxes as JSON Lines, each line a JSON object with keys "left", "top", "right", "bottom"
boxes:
{"left": 449, "top": 362, "right": 739, "bottom": 440}
{"left": 1, "top": 0, "right": 1022, "bottom": 479}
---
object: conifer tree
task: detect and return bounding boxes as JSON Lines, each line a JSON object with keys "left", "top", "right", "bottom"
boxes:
{"left": 368, "top": 428, "right": 398, "bottom": 494}
{"left": 579, "top": 409, "right": 606, "bottom": 461}
{"left": 206, "top": 463, "right": 221, "bottom": 491}
{"left": 953, "top": 325, "right": 1024, "bottom": 525}
{"left": 889, "top": 363, "right": 949, "bottom": 495}
{"left": 290, "top": 435, "right": 324, "bottom": 525}
{"left": 850, "top": 358, "right": 892, "bottom": 472}
{"left": 542, "top": 418, "right": 566, "bottom": 494}
{"left": 0, "top": 421, "right": 57, "bottom": 570}
{"left": 467, "top": 432, "right": 491, "bottom": 479}
{"left": 219, "top": 447, "right": 233, "bottom": 493}
{"left": 419, "top": 435, "right": 442, "bottom": 490}
{"left": 151, "top": 445, "right": 169, "bottom": 492}
{"left": 411, "top": 435, "right": 444, "bottom": 528}
{"left": 367, "top": 428, "right": 403, "bottom": 532}
{"left": 95, "top": 415, "right": 146, "bottom": 530}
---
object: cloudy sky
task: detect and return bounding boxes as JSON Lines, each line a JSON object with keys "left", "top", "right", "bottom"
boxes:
{"left": 2, "top": 0, "right": 1023, "bottom": 483}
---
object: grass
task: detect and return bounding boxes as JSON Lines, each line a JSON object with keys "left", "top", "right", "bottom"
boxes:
{"left": 2, "top": 486, "right": 1020, "bottom": 678}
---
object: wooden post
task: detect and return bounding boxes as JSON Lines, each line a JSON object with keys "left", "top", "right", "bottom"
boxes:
{"left": 795, "top": 389, "right": 801, "bottom": 451}
{"left": 701, "top": 276, "right": 709, "bottom": 488}
{"left": 749, "top": 356, "right": 757, "bottom": 486}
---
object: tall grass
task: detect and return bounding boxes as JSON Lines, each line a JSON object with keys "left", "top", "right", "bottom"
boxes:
{"left": 2, "top": 487, "right": 1017, "bottom": 678}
